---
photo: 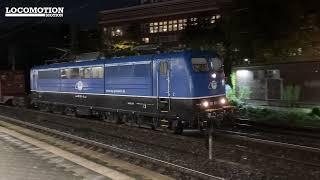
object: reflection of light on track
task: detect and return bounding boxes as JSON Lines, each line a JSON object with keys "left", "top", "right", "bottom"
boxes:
{"left": 237, "top": 118, "right": 320, "bottom": 139}
{"left": 215, "top": 129, "right": 320, "bottom": 153}
{"left": 0, "top": 115, "right": 225, "bottom": 180}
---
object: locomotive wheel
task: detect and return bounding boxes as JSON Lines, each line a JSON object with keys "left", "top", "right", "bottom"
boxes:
{"left": 74, "top": 108, "right": 82, "bottom": 118}
{"left": 60, "top": 106, "right": 67, "bottom": 115}
{"left": 61, "top": 110, "right": 66, "bottom": 115}
{"left": 39, "top": 104, "right": 51, "bottom": 112}
{"left": 100, "top": 112, "right": 108, "bottom": 121}
{"left": 136, "top": 115, "right": 142, "bottom": 127}
{"left": 150, "top": 117, "right": 158, "bottom": 130}
{"left": 63, "top": 107, "right": 74, "bottom": 116}
{"left": 121, "top": 114, "right": 128, "bottom": 123}
{"left": 105, "top": 112, "right": 114, "bottom": 122}
{"left": 114, "top": 113, "right": 122, "bottom": 124}
{"left": 172, "top": 120, "right": 183, "bottom": 135}
{"left": 151, "top": 118, "right": 156, "bottom": 130}
{"left": 74, "top": 110, "right": 79, "bottom": 117}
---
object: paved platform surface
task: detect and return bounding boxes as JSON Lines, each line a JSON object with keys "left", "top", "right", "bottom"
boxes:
{"left": 0, "top": 132, "right": 110, "bottom": 180}
{"left": 0, "top": 118, "right": 174, "bottom": 180}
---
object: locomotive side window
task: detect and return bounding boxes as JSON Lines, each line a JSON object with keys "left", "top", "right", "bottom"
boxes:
{"left": 92, "top": 66, "right": 104, "bottom": 78}
{"left": 60, "top": 68, "right": 79, "bottom": 79}
{"left": 70, "top": 68, "right": 79, "bottom": 79}
{"left": 80, "top": 67, "right": 92, "bottom": 79}
{"left": 60, "top": 69, "right": 67, "bottom": 79}
{"left": 160, "top": 61, "right": 168, "bottom": 75}
{"left": 38, "top": 70, "right": 60, "bottom": 79}
{"left": 192, "top": 58, "right": 209, "bottom": 72}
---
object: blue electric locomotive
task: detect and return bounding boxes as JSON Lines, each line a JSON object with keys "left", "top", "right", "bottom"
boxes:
{"left": 30, "top": 50, "right": 227, "bottom": 133}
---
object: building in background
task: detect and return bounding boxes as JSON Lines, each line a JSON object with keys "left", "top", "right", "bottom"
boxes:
{"left": 99, "top": 0, "right": 232, "bottom": 51}
{"left": 233, "top": 61, "right": 320, "bottom": 106}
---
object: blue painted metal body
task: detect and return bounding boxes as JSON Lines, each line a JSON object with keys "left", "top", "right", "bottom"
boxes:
{"left": 31, "top": 51, "right": 225, "bottom": 99}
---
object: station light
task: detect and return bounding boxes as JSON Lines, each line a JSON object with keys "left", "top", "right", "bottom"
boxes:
{"left": 236, "top": 70, "right": 250, "bottom": 79}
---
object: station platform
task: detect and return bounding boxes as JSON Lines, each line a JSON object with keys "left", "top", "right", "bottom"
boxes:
{"left": 0, "top": 131, "right": 111, "bottom": 180}
{"left": 0, "top": 121, "right": 173, "bottom": 180}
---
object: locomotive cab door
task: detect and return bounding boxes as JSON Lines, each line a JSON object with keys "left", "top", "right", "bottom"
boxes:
{"left": 157, "top": 61, "right": 171, "bottom": 113}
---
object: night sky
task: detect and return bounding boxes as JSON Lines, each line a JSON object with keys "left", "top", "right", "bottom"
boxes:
{"left": 0, "top": 0, "right": 138, "bottom": 69}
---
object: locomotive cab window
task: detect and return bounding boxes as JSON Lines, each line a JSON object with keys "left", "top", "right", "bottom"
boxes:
{"left": 210, "top": 58, "right": 223, "bottom": 71}
{"left": 159, "top": 61, "right": 168, "bottom": 75}
{"left": 192, "top": 58, "right": 209, "bottom": 72}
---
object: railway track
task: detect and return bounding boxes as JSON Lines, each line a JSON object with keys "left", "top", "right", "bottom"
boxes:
{"left": 237, "top": 118, "right": 320, "bottom": 139}
{"left": 1, "top": 105, "right": 320, "bottom": 179}
{"left": 231, "top": 118, "right": 320, "bottom": 149}
{"left": 2, "top": 104, "right": 320, "bottom": 155}
{"left": 0, "top": 114, "right": 223, "bottom": 180}
{"left": 215, "top": 129, "right": 320, "bottom": 154}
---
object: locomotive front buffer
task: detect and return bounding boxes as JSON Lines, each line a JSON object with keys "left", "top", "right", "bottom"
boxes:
{"left": 203, "top": 105, "right": 237, "bottom": 130}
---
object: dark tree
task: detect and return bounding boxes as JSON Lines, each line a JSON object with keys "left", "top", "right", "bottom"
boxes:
{"left": 181, "top": 0, "right": 320, "bottom": 73}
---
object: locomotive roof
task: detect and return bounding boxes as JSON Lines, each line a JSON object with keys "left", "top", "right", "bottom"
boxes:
{"left": 32, "top": 50, "right": 218, "bottom": 70}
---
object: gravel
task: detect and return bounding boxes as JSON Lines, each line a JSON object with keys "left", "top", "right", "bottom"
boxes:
{"left": 0, "top": 105, "right": 319, "bottom": 180}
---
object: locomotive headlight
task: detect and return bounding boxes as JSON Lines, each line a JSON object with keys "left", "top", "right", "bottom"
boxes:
{"left": 202, "top": 101, "right": 209, "bottom": 108}
{"left": 219, "top": 98, "right": 226, "bottom": 105}
{"left": 211, "top": 73, "right": 217, "bottom": 79}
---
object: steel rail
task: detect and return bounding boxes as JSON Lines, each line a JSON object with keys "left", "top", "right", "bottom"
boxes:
{"left": 215, "top": 129, "right": 320, "bottom": 153}
{"left": 0, "top": 114, "right": 224, "bottom": 180}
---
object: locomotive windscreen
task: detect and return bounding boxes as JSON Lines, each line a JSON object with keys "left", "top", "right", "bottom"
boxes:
{"left": 191, "top": 58, "right": 209, "bottom": 72}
